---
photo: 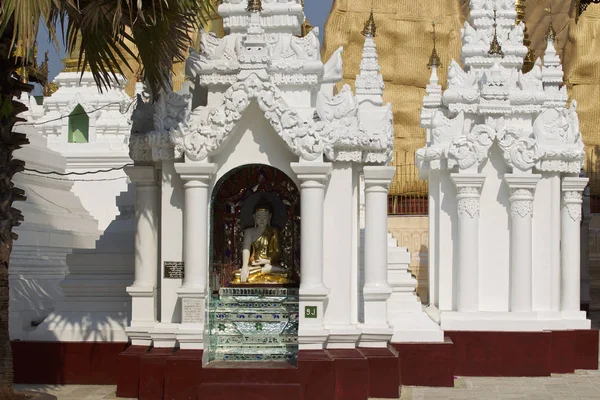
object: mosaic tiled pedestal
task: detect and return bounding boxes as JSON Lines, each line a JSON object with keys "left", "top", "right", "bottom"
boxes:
{"left": 207, "top": 287, "right": 299, "bottom": 364}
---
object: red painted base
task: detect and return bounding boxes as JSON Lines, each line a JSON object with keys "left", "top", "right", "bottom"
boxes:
{"left": 139, "top": 348, "right": 176, "bottom": 400}
{"left": 392, "top": 338, "right": 455, "bottom": 387}
{"left": 358, "top": 346, "right": 401, "bottom": 399}
{"left": 116, "top": 345, "right": 150, "bottom": 399}
{"left": 327, "top": 349, "right": 369, "bottom": 400}
{"left": 297, "top": 350, "right": 335, "bottom": 400}
{"left": 12, "top": 329, "right": 600, "bottom": 399}
{"left": 575, "top": 329, "right": 600, "bottom": 370}
{"left": 198, "top": 383, "right": 302, "bottom": 400}
{"left": 164, "top": 350, "right": 203, "bottom": 400}
{"left": 11, "top": 341, "right": 128, "bottom": 385}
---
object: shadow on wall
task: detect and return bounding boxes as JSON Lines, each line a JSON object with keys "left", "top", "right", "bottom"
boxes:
{"left": 15, "top": 184, "right": 136, "bottom": 344}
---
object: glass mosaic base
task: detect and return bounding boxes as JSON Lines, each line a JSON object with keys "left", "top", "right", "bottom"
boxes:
{"left": 207, "top": 287, "right": 299, "bottom": 365}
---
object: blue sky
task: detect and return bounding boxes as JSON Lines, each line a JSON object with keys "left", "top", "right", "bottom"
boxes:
{"left": 34, "top": 1, "right": 334, "bottom": 93}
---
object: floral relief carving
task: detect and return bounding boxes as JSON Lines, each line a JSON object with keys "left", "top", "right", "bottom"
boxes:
{"left": 564, "top": 191, "right": 584, "bottom": 222}
{"left": 456, "top": 186, "right": 482, "bottom": 219}
{"left": 509, "top": 188, "right": 535, "bottom": 219}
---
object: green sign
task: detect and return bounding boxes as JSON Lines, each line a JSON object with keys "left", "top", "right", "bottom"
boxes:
{"left": 305, "top": 306, "right": 317, "bottom": 319}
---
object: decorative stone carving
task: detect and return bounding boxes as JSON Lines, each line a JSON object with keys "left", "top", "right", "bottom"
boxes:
{"left": 509, "top": 188, "right": 535, "bottom": 218}
{"left": 564, "top": 191, "right": 584, "bottom": 222}
{"left": 456, "top": 186, "right": 482, "bottom": 218}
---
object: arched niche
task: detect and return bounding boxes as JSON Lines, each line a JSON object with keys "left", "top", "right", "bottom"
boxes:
{"left": 68, "top": 104, "right": 89, "bottom": 143}
{"left": 209, "top": 164, "right": 301, "bottom": 290}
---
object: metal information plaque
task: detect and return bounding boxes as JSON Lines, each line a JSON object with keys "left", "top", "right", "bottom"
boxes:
{"left": 164, "top": 261, "right": 184, "bottom": 279}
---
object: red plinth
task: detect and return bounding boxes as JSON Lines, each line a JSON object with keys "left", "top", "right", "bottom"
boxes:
{"left": 575, "top": 329, "right": 600, "bottom": 370}
{"left": 392, "top": 338, "right": 455, "bottom": 387}
{"left": 446, "top": 331, "right": 552, "bottom": 377}
{"left": 549, "top": 331, "right": 576, "bottom": 374}
{"left": 12, "top": 341, "right": 128, "bottom": 385}
{"left": 327, "top": 349, "right": 369, "bottom": 400}
{"left": 139, "top": 348, "right": 176, "bottom": 400}
{"left": 198, "top": 383, "right": 302, "bottom": 400}
{"left": 298, "top": 350, "right": 335, "bottom": 400}
{"left": 116, "top": 345, "right": 150, "bottom": 398}
{"left": 163, "top": 350, "right": 203, "bottom": 400}
{"left": 358, "top": 346, "right": 400, "bottom": 399}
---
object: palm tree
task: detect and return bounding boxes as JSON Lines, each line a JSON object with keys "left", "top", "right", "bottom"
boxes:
{"left": 0, "top": 1, "right": 215, "bottom": 397}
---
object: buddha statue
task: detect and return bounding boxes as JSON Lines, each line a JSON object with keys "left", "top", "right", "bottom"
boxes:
{"left": 232, "top": 198, "right": 292, "bottom": 284}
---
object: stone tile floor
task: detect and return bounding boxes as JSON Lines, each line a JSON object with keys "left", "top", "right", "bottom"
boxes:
{"left": 15, "top": 371, "right": 600, "bottom": 400}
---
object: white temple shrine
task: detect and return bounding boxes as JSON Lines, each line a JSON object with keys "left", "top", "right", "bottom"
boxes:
{"left": 10, "top": 0, "right": 599, "bottom": 398}
{"left": 28, "top": 69, "right": 133, "bottom": 230}
{"left": 417, "top": 1, "right": 590, "bottom": 332}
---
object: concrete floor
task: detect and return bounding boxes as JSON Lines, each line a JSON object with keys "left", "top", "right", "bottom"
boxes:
{"left": 15, "top": 370, "right": 600, "bottom": 400}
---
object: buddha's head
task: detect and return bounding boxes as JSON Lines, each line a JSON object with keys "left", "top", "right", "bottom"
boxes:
{"left": 253, "top": 199, "right": 272, "bottom": 228}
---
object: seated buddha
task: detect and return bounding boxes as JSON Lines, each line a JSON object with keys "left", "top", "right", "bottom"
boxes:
{"left": 232, "top": 199, "right": 292, "bottom": 284}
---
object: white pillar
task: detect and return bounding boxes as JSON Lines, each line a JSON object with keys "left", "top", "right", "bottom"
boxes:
{"left": 451, "top": 174, "right": 486, "bottom": 312}
{"left": 581, "top": 180, "right": 592, "bottom": 311}
{"left": 291, "top": 162, "right": 332, "bottom": 349}
{"left": 174, "top": 163, "right": 217, "bottom": 350}
{"left": 505, "top": 174, "right": 541, "bottom": 312}
{"left": 124, "top": 166, "right": 159, "bottom": 346}
{"left": 360, "top": 166, "right": 396, "bottom": 347}
{"left": 561, "top": 177, "right": 588, "bottom": 313}
{"left": 550, "top": 173, "right": 562, "bottom": 311}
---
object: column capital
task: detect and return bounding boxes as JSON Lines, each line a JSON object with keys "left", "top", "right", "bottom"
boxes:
{"left": 562, "top": 177, "right": 588, "bottom": 194}
{"left": 363, "top": 166, "right": 396, "bottom": 187}
{"left": 174, "top": 162, "right": 217, "bottom": 182}
{"left": 451, "top": 173, "right": 486, "bottom": 219}
{"left": 505, "top": 174, "right": 541, "bottom": 219}
{"left": 124, "top": 166, "right": 158, "bottom": 186}
{"left": 290, "top": 162, "right": 332, "bottom": 182}
{"left": 450, "top": 173, "right": 487, "bottom": 189}
{"left": 562, "top": 177, "right": 588, "bottom": 222}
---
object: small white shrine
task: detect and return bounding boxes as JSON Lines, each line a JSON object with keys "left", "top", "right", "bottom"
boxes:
{"left": 10, "top": 95, "right": 100, "bottom": 340}
{"left": 29, "top": 69, "right": 133, "bottom": 230}
{"left": 124, "top": 0, "right": 440, "bottom": 355}
{"left": 417, "top": 0, "right": 590, "bottom": 331}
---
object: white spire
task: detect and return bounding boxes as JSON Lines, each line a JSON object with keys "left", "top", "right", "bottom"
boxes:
{"left": 355, "top": 11, "right": 384, "bottom": 105}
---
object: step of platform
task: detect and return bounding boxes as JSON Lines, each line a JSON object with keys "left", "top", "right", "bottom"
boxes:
{"left": 199, "top": 382, "right": 303, "bottom": 400}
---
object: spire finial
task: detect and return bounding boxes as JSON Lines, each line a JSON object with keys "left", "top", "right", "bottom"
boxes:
{"left": 488, "top": 10, "right": 505, "bottom": 57}
{"left": 362, "top": 9, "right": 377, "bottom": 38}
{"left": 247, "top": 0, "right": 262, "bottom": 12}
{"left": 545, "top": 5, "right": 556, "bottom": 41}
{"left": 427, "top": 22, "right": 441, "bottom": 69}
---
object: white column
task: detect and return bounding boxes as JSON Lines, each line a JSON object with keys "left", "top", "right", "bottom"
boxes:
{"left": 451, "top": 174, "right": 486, "bottom": 312}
{"left": 550, "top": 173, "right": 562, "bottom": 311}
{"left": 505, "top": 174, "right": 541, "bottom": 312}
{"left": 561, "top": 177, "right": 588, "bottom": 313}
{"left": 124, "top": 166, "right": 159, "bottom": 346}
{"left": 291, "top": 162, "right": 332, "bottom": 349}
{"left": 360, "top": 166, "right": 395, "bottom": 347}
{"left": 174, "top": 163, "right": 217, "bottom": 350}
{"left": 581, "top": 180, "right": 592, "bottom": 311}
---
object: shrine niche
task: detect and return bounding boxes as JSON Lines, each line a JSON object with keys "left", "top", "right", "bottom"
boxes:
{"left": 210, "top": 164, "right": 300, "bottom": 290}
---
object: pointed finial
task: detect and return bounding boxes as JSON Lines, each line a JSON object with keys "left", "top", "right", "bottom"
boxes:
{"left": 427, "top": 22, "right": 441, "bottom": 68}
{"left": 247, "top": 0, "right": 262, "bottom": 12}
{"left": 488, "top": 10, "right": 505, "bottom": 57}
{"left": 515, "top": 0, "right": 526, "bottom": 25}
{"left": 362, "top": 10, "right": 377, "bottom": 38}
{"left": 545, "top": 6, "right": 556, "bottom": 41}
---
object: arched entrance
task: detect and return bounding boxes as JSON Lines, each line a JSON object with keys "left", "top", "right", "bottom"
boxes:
{"left": 206, "top": 164, "right": 300, "bottom": 365}
{"left": 210, "top": 164, "right": 301, "bottom": 290}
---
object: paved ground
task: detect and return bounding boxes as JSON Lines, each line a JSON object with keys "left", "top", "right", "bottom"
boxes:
{"left": 15, "top": 371, "right": 600, "bottom": 400}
